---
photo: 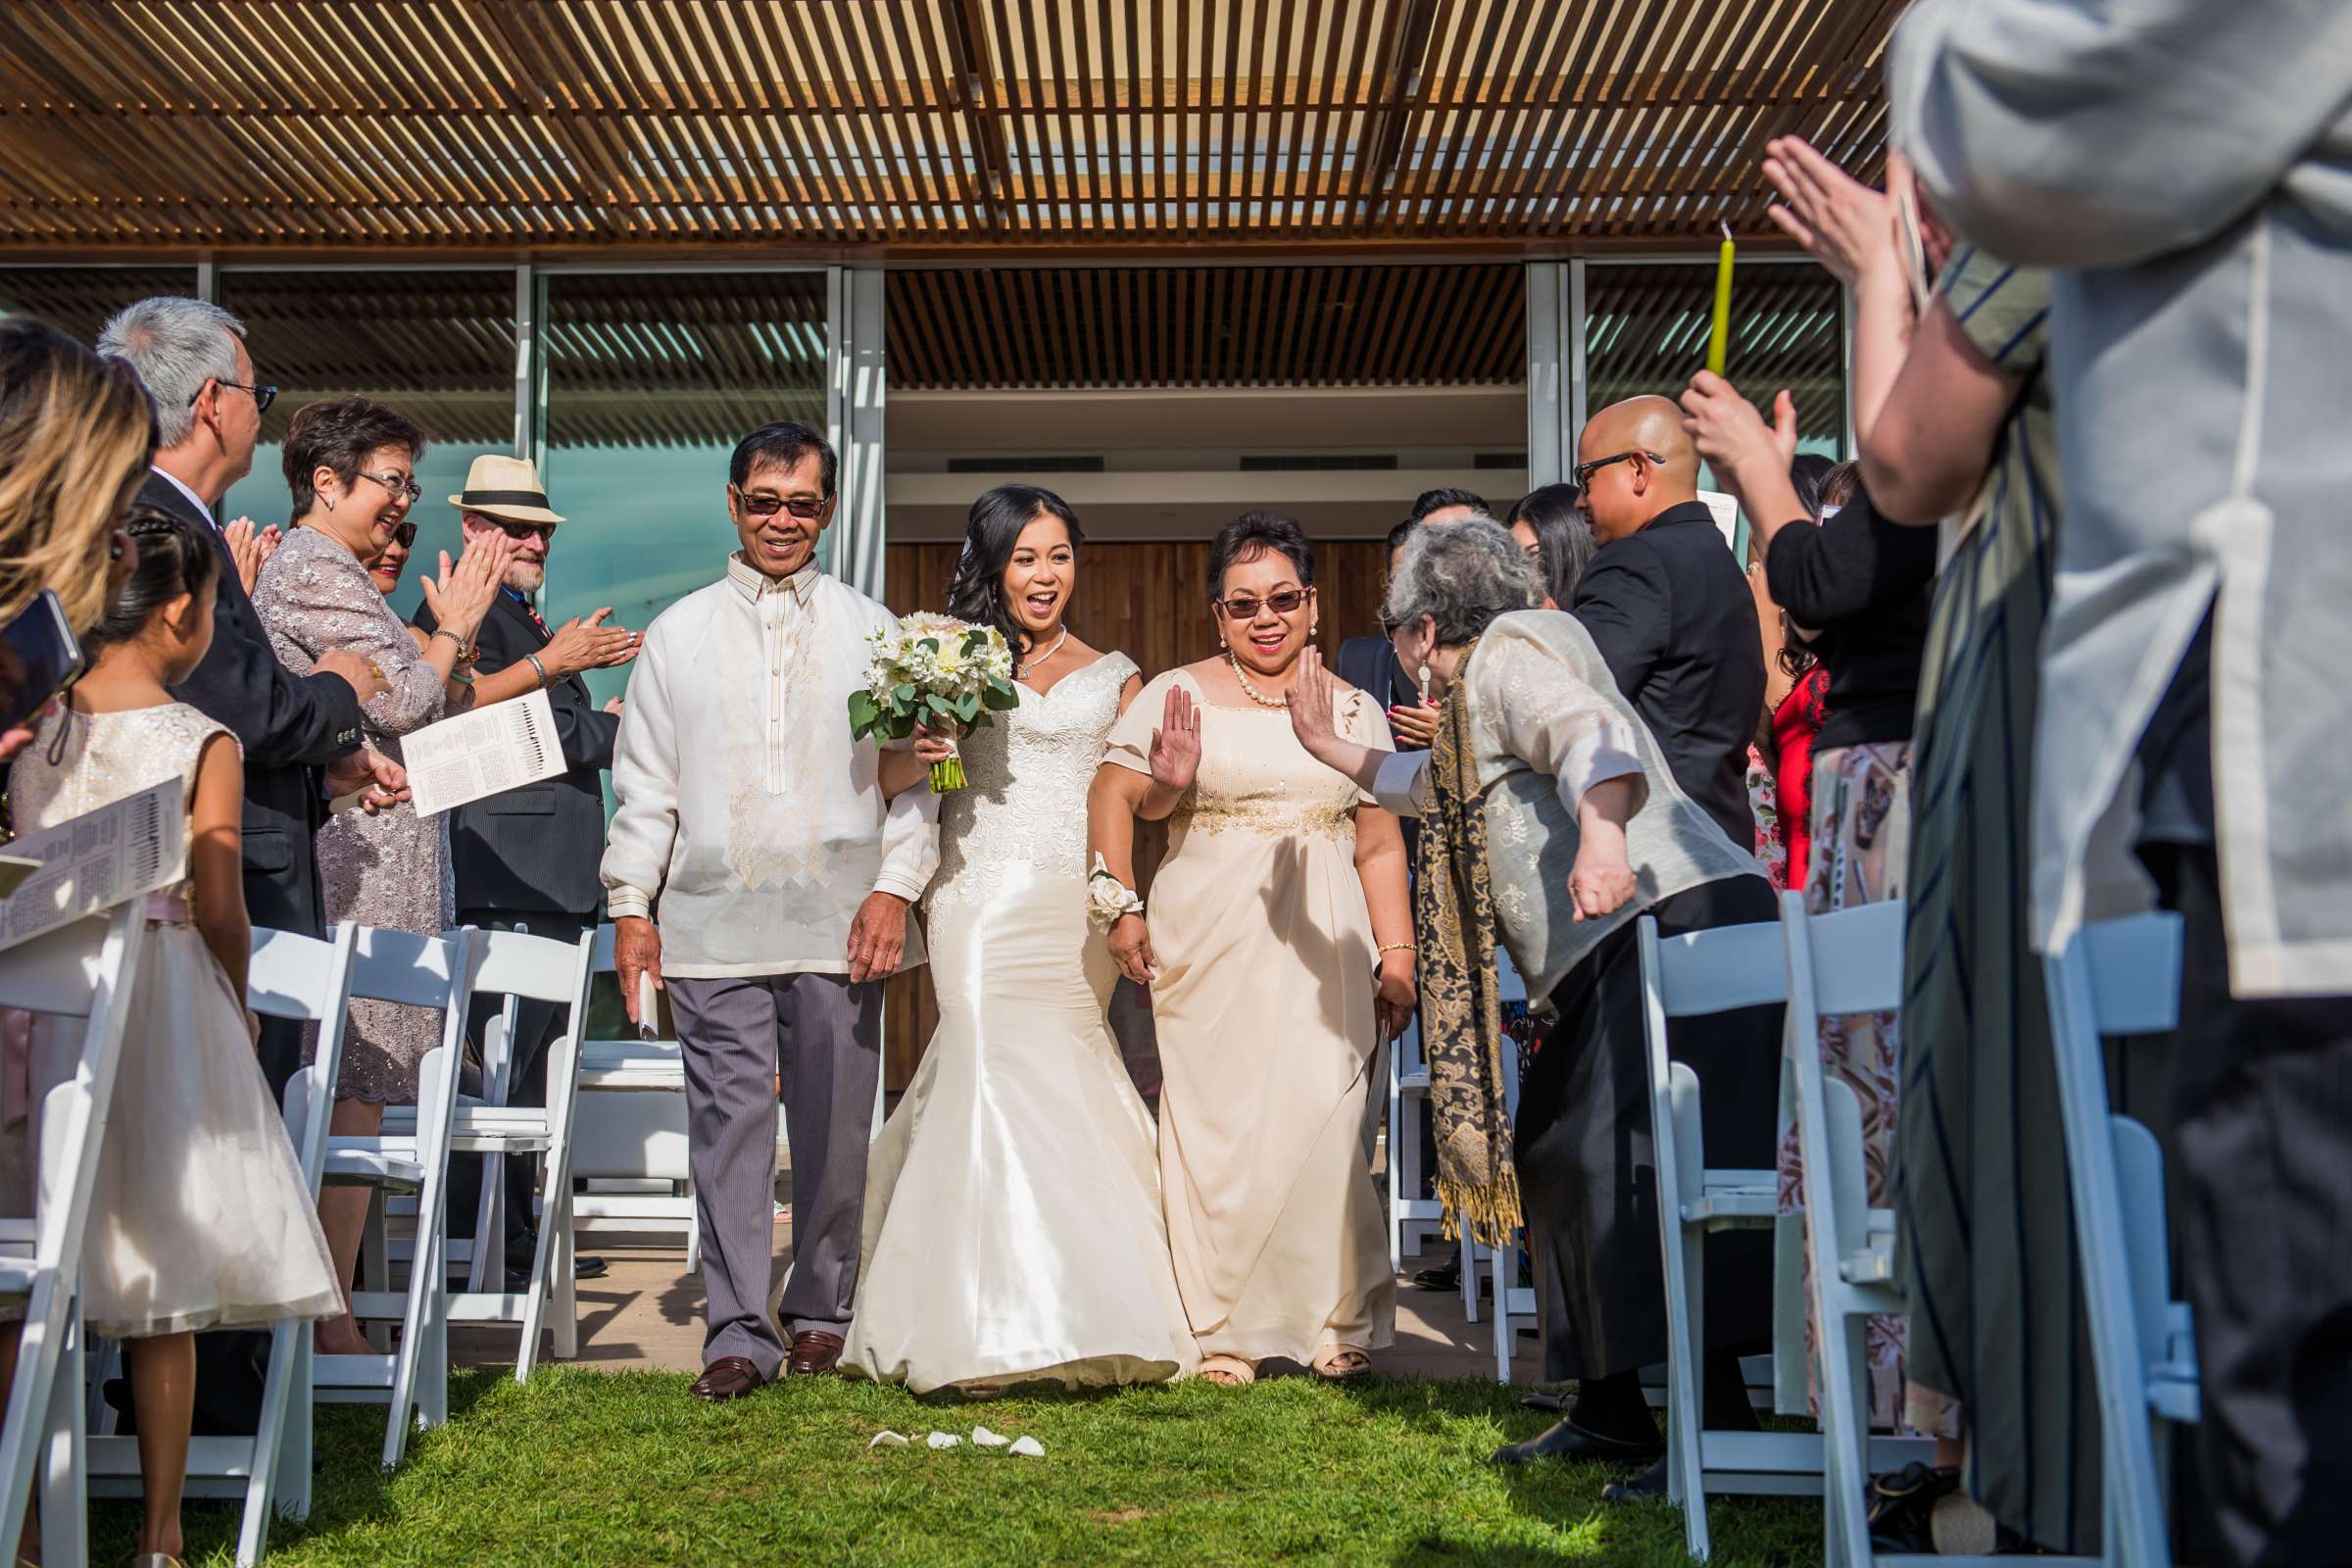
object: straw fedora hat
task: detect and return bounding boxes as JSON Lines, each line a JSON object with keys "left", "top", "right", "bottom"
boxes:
{"left": 449, "top": 454, "right": 564, "bottom": 526}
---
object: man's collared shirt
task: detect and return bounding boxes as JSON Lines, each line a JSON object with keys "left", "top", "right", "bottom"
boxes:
{"left": 151, "top": 466, "right": 217, "bottom": 529}
{"left": 600, "top": 552, "right": 939, "bottom": 978}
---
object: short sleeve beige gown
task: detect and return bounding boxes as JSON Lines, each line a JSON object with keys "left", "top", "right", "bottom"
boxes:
{"left": 1103, "top": 666, "right": 1398, "bottom": 1365}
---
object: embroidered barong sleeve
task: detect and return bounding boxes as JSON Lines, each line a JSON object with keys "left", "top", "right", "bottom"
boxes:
{"left": 1473, "top": 633, "right": 1645, "bottom": 820}
{"left": 599, "top": 618, "right": 679, "bottom": 923}
{"left": 1372, "top": 751, "right": 1432, "bottom": 819}
{"left": 871, "top": 782, "right": 942, "bottom": 903}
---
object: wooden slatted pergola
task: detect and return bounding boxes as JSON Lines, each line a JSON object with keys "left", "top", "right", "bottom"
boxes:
{"left": 0, "top": 0, "right": 1898, "bottom": 259}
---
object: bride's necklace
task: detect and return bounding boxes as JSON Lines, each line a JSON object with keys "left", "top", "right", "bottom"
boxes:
{"left": 1020, "top": 624, "right": 1070, "bottom": 677}
{"left": 1227, "top": 650, "right": 1293, "bottom": 709}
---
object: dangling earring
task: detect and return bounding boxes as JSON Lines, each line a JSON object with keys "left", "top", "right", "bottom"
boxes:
{"left": 1418, "top": 663, "right": 1432, "bottom": 700}
{"left": 324, "top": 494, "right": 335, "bottom": 512}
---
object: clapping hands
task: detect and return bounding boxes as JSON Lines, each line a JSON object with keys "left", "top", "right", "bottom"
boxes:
{"left": 541, "top": 607, "right": 641, "bottom": 679}
{"left": 418, "top": 530, "right": 518, "bottom": 642}
{"left": 223, "top": 516, "right": 280, "bottom": 595}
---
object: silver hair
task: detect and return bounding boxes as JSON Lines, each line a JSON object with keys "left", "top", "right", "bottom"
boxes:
{"left": 95, "top": 297, "right": 245, "bottom": 450}
{"left": 1382, "top": 516, "right": 1542, "bottom": 646}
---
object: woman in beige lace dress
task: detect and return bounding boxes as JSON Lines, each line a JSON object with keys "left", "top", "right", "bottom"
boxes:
{"left": 1089, "top": 512, "right": 1414, "bottom": 1386}
{"left": 252, "top": 396, "right": 508, "bottom": 1354}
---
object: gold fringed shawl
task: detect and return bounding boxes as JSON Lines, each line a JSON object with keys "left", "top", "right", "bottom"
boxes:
{"left": 1413, "top": 636, "right": 1522, "bottom": 1248}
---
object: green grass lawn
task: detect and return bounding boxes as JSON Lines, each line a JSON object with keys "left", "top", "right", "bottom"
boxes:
{"left": 94, "top": 1367, "right": 1824, "bottom": 1566}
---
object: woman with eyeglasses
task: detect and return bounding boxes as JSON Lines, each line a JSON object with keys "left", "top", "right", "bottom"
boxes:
{"left": 1087, "top": 511, "right": 1413, "bottom": 1387}
{"left": 252, "top": 395, "right": 516, "bottom": 1357}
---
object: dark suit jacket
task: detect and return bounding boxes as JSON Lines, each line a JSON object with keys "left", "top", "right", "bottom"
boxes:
{"left": 1337, "top": 632, "right": 1424, "bottom": 864}
{"left": 1569, "top": 499, "right": 1764, "bottom": 846}
{"left": 1337, "top": 633, "right": 1412, "bottom": 715}
{"left": 415, "top": 591, "right": 619, "bottom": 917}
{"left": 153, "top": 472, "right": 363, "bottom": 938}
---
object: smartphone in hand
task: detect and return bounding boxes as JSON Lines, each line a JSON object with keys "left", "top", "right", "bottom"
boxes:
{"left": 0, "top": 590, "right": 84, "bottom": 734}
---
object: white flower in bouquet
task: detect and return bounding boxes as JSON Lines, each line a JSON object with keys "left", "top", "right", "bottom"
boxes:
{"left": 847, "top": 612, "right": 1020, "bottom": 792}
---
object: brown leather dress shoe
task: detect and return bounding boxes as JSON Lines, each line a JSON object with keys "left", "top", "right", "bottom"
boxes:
{"left": 786, "top": 1330, "right": 847, "bottom": 1377}
{"left": 689, "top": 1355, "right": 766, "bottom": 1402}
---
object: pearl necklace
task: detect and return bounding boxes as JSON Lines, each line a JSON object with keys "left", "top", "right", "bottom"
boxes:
{"left": 1020, "top": 625, "right": 1070, "bottom": 678}
{"left": 1227, "top": 650, "right": 1292, "bottom": 709}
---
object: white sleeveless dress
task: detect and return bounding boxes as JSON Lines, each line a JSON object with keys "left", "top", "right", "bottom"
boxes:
{"left": 4, "top": 703, "right": 341, "bottom": 1338}
{"left": 844, "top": 653, "right": 1198, "bottom": 1393}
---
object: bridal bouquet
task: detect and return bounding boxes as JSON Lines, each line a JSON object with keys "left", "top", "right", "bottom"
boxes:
{"left": 848, "top": 612, "right": 1020, "bottom": 792}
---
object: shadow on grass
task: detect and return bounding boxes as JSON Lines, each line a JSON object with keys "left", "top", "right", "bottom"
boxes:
{"left": 88, "top": 1368, "right": 510, "bottom": 1566}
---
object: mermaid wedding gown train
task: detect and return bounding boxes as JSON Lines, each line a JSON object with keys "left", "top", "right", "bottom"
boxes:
{"left": 843, "top": 652, "right": 1198, "bottom": 1393}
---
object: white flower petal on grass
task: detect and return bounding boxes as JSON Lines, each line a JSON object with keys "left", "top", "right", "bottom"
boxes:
{"left": 971, "top": 1427, "right": 1010, "bottom": 1448}
{"left": 926, "top": 1432, "right": 962, "bottom": 1449}
{"left": 1008, "top": 1436, "right": 1047, "bottom": 1458}
{"left": 867, "top": 1431, "right": 909, "bottom": 1448}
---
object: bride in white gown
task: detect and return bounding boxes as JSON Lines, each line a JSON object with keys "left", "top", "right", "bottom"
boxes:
{"left": 844, "top": 485, "right": 1199, "bottom": 1394}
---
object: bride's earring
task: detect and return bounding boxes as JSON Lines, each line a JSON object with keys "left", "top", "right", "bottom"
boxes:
{"left": 1417, "top": 663, "right": 1432, "bottom": 699}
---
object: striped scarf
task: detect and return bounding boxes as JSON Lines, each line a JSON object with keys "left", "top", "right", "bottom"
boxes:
{"left": 1414, "top": 637, "right": 1522, "bottom": 1248}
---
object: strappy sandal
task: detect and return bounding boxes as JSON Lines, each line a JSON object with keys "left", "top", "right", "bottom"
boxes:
{"left": 1198, "top": 1353, "right": 1256, "bottom": 1387}
{"left": 1309, "top": 1345, "right": 1373, "bottom": 1382}
{"left": 1865, "top": 1462, "right": 1959, "bottom": 1552}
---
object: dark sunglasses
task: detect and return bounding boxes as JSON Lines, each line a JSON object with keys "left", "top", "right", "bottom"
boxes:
{"left": 492, "top": 517, "right": 556, "bottom": 543}
{"left": 1571, "top": 449, "right": 1663, "bottom": 487}
{"left": 187, "top": 377, "right": 277, "bottom": 415}
{"left": 1214, "top": 589, "right": 1309, "bottom": 619}
{"left": 732, "top": 485, "right": 827, "bottom": 520}
{"left": 384, "top": 520, "right": 418, "bottom": 549}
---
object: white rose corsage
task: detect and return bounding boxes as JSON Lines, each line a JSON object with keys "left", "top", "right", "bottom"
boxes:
{"left": 1086, "top": 854, "right": 1145, "bottom": 933}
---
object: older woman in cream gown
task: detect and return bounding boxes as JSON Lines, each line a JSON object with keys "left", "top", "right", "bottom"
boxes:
{"left": 1090, "top": 512, "right": 1415, "bottom": 1386}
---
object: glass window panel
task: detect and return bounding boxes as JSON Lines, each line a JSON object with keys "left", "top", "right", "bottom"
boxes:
{"left": 537, "top": 271, "right": 828, "bottom": 711}
{"left": 218, "top": 270, "right": 516, "bottom": 618}
{"left": 1583, "top": 261, "right": 1846, "bottom": 554}
{"left": 0, "top": 267, "right": 198, "bottom": 339}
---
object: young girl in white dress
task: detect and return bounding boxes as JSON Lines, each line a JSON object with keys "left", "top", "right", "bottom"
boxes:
{"left": 3, "top": 509, "right": 340, "bottom": 1568}
{"left": 844, "top": 485, "right": 1198, "bottom": 1395}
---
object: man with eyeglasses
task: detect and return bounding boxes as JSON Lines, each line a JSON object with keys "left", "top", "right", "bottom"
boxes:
{"left": 418, "top": 455, "right": 640, "bottom": 1291}
{"left": 96, "top": 296, "right": 411, "bottom": 1438}
{"left": 1566, "top": 395, "right": 1765, "bottom": 849}
{"left": 97, "top": 298, "right": 408, "bottom": 1066}
{"left": 602, "top": 419, "right": 940, "bottom": 1401}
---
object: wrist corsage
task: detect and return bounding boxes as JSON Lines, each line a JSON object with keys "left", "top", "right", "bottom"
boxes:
{"left": 1086, "top": 853, "right": 1145, "bottom": 933}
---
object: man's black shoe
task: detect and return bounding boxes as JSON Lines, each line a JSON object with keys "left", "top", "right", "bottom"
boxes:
{"left": 1491, "top": 1416, "right": 1665, "bottom": 1466}
{"left": 1602, "top": 1455, "right": 1669, "bottom": 1502}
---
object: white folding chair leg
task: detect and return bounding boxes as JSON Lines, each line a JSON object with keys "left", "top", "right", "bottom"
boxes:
{"left": 1492, "top": 1240, "right": 1512, "bottom": 1383}
{"left": 232, "top": 1319, "right": 303, "bottom": 1566}
{"left": 1386, "top": 1063, "right": 1404, "bottom": 1273}
{"left": 37, "top": 1301, "right": 86, "bottom": 1568}
{"left": 1806, "top": 1077, "right": 1877, "bottom": 1568}
{"left": 550, "top": 1187, "right": 579, "bottom": 1362}
{"left": 1664, "top": 1068, "right": 1711, "bottom": 1557}
{"left": 272, "top": 1335, "right": 315, "bottom": 1526}
{"left": 2044, "top": 945, "right": 2173, "bottom": 1568}
{"left": 381, "top": 1051, "right": 451, "bottom": 1469}
{"left": 1460, "top": 1236, "right": 1479, "bottom": 1323}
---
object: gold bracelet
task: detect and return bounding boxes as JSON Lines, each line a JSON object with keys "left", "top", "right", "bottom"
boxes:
{"left": 1377, "top": 942, "right": 1416, "bottom": 956}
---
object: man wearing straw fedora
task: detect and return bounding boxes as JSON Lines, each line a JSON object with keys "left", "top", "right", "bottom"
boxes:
{"left": 419, "top": 455, "right": 640, "bottom": 1287}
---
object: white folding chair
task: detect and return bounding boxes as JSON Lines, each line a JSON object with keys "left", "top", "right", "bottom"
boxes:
{"left": 570, "top": 926, "right": 703, "bottom": 1272}
{"left": 84, "top": 923, "right": 360, "bottom": 1565}
{"left": 431, "top": 925, "right": 598, "bottom": 1379}
{"left": 1632, "top": 906, "right": 1918, "bottom": 1558}
{"left": 2044, "top": 911, "right": 2192, "bottom": 1568}
{"left": 1784, "top": 892, "right": 2112, "bottom": 1568}
{"left": 0, "top": 904, "right": 149, "bottom": 1568}
{"left": 313, "top": 925, "right": 481, "bottom": 1470}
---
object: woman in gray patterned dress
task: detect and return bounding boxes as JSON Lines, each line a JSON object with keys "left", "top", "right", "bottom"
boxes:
{"left": 253, "top": 396, "right": 509, "bottom": 1355}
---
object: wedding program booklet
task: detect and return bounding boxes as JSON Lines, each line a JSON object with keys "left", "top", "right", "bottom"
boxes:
{"left": 403, "top": 688, "right": 566, "bottom": 818}
{"left": 0, "top": 777, "right": 184, "bottom": 955}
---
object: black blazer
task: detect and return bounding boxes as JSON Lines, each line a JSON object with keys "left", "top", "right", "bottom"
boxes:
{"left": 1569, "top": 500, "right": 1764, "bottom": 846}
{"left": 416, "top": 591, "right": 619, "bottom": 917}
{"left": 154, "top": 473, "right": 363, "bottom": 938}
{"left": 1336, "top": 633, "right": 1413, "bottom": 720}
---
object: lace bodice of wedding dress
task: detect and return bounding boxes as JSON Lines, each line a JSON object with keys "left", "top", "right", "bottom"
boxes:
{"left": 927, "top": 650, "right": 1138, "bottom": 909}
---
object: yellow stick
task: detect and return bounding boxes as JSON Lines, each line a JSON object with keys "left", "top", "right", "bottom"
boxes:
{"left": 1706, "top": 220, "right": 1737, "bottom": 376}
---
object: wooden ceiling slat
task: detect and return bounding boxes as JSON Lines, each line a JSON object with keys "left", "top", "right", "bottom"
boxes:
{"left": 0, "top": 0, "right": 1895, "bottom": 255}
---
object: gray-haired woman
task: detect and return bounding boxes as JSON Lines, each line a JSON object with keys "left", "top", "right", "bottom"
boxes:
{"left": 1287, "top": 518, "right": 1779, "bottom": 1490}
